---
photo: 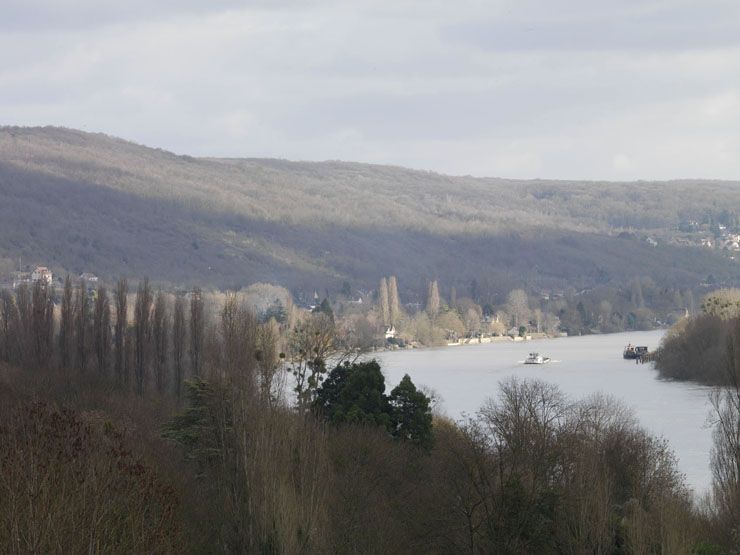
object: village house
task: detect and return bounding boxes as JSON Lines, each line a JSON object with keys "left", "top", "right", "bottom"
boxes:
{"left": 12, "top": 272, "right": 30, "bottom": 289}
{"left": 31, "top": 266, "right": 53, "bottom": 285}
{"left": 79, "top": 272, "right": 99, "bottom": 286}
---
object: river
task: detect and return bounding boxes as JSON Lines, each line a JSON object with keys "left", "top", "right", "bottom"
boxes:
{"left": 374, "top": 330, "right": 715, "bottom": 495}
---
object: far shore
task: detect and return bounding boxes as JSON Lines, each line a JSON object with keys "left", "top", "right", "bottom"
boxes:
{"left": 381, "top": 327, "right": 668, "bottom": 353}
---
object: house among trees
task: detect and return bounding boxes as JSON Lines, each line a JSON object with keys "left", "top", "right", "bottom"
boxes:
{"left": 11, "top": 272, "right": 30, "bottom": 289}
{"left": 31, "top": 266, "right": 53, "bottom": 285}
{"left": 79, "top": 272, "right": 99, "bottom": 287}
{"left": 384, "top": 325, "right": 397, "bottom": 340}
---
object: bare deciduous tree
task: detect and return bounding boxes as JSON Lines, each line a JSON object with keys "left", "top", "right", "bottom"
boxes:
{"left": 74, "top": 279, "right": 89, "bottom": 373}
{"left": 59, "top": 276, "right": 74, "bottom": 371}
{"left": 426, "top": 280, "right": 440, "bottom": 319}
{"left": 152, "top": 291, "right": 169, "bottom": 394}
{"left": 133, "top": 279, "right": 153, "bottom": 395}
{"left": 93, "top": 286, "right": 111, "bottom": 375}
{"left": 114, "top": 279, "right": 128, "bottom": 386}
{"left": 172, "top": 295, "right": 186, "bottom": 399}
{"left": 388, "top": 275, "right": 401, "bottom": 326}
{"left": 378, "top": 278, "right": 390, "bottom": 327}
{"left": 189, "top": 288, "right": 204, "bottom": 378}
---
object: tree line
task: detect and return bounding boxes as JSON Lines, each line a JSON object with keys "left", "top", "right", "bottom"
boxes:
{"left": 1, "top": 277, "right": 739, "bottom": 552}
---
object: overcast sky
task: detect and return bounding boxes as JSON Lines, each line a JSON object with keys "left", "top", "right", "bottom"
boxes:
{"left": 3, "top": 0, "right": 740, "bottom": 180}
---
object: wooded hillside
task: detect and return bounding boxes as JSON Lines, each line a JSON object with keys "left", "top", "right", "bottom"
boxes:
{"left": 1, "top": 126, "right": 738, "bottom": 295}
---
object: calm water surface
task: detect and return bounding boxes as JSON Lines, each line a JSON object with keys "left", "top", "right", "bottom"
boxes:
{"left": 375, "top": 330, "right": 714, "bottom": 495}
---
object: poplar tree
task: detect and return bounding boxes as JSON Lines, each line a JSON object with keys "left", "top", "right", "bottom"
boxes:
{"left": 93, "top": 286, "right": 111, "bottom": 375}
{"left": 30, "top": 280, "right": 54, "bottom": 371}
{"left": 426, "top": 280, "right": 440, "bottom": 319}
{"left": 133, "top": 279, "right": 153, "bottom": 395}
{"left": 15, "top": 283, "right": 31, "bottom": 366}
{"left": 0, "top": 290, "right": 17, "bottom": 363}
{"left": 59, "top": 276, "right": 74, "bottom": 370}
{"left": 379, "top": 278, "right": 390, "bottom": 327}
{"left": 388, "top": 276, "right": 401, "bottom": 326}
{"left": 189, "top": 288, "right": 204, "bottom": 378}
{"left": 74, "top": 279, "right": 90, "bottom": 373}
{"left": 152, "top": 291, "right": 169, "bottom": 394}
{"left": 114, "top": 279, "right": 128, "bottom": 386}
{"left": 172, "top": 295, "right": 186, "bottom": 399}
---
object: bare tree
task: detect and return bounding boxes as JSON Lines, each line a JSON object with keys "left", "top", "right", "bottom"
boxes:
{"left": 15, "top": 283, "right": 31, "bottom": 367}
{"left": 93, "top": 286, "right": 111, "bottom": 375}
{"left": 74, "top": 279, "right": 90, "bottom": 373}
{"left": 114, "top": 279, "right": 128, "bottom": 386}
{"left": 152, "top": 291, "right": 169, "bottom": 395}
{"left": 288, "top": 312, "right": 338, "bottom": 411}
{"left": 30, "top": 280, "right": 54, "bottom": 371}
{"left": 378, "top": 278, "right": 390, "bottom": 327}
{"left": 133, "top": 279, "right": 153, "bottom": 395}
{"left": 220, "top": 292, "right": 258, "bottom": 388}
{"left": 172, "top": 295, "right": 186, "bottom": 399}
{"left": 426, "top": 280, "right": 440, "bottom": 319}
{"left": 506, "top": 289, "right": 530, "bottom": 328}
{"left": 58, "top": 276, "right": 74, "bottom": 371}
{"left": 257, "top": 317, "right": 283, "bottom": 406}
{"left": 0, "top": 290, "right": 18, "bottom": 364}
{"left": 388, "top": 275, "right": 401, "bottom": 326}
{"left": 708, "top": 321, "right": 740, "bottom": 539}
{"left": 189, "top": 288, "right": 204, "bottom": 378}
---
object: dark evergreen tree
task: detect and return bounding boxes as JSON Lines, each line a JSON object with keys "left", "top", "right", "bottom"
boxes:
{"left": 389, "top": 374, "right": 433, "bottom": 449}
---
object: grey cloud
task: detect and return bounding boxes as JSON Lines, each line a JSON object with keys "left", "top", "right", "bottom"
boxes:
{"left": 441, "top": 1, "right": 740, "bottom": 52}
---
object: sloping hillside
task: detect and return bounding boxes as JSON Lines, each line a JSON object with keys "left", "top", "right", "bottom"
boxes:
{"left": 0, "top": 126, "right": 738, "bottom": 296}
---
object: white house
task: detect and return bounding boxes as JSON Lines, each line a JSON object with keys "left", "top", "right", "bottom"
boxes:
{"left": 31, "top": 266, "right": 53, "bottom": 285}
{"left": 79, "top": 272, "right": 99, "bottom": 284}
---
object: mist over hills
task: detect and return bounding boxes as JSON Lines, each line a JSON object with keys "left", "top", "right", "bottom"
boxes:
{"left": 0, "top": 126, "right": 738, "bottom": 298}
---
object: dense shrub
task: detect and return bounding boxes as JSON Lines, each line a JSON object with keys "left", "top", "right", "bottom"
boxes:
{"left": 0, "top": 401, "right": 182, "bottom": 553}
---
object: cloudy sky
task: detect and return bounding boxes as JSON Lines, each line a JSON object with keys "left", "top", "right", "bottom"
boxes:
{"left": 3, "top": 0, "right": 740, "bottom": 180}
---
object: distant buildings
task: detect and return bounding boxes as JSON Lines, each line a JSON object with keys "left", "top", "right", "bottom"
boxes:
{"left": 31, "top": 266, "right": 53, "bottom": 285}
{"left": 79, "top": 272, "right": 99, "bottom": 287}
{"left": 11, "top": 265, "right": 53, "bottom": 288}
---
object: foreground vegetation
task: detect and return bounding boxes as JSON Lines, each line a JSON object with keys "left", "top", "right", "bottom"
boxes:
{"left": 656, "top": 289, "right": 740, "bottom": 385}
{"left": 1, "top": 278, "right": 739, "bottom": 552}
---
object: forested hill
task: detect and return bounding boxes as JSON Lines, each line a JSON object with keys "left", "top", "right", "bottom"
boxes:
{"left": 0, "top": 125, "right": 738, "bottom": 295}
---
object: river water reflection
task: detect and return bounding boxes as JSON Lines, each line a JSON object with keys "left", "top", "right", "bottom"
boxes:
{"left": 374, "top": 330, "right": 714, "bottom": 495}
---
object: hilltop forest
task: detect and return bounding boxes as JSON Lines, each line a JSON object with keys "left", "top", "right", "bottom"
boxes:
{"left": 0, "top": 126, "right": 739, "bottom": 302}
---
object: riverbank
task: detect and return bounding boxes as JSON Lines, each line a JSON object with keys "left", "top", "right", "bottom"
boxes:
{"left": 384, "top": 327, "right": 667, "bottom": 353}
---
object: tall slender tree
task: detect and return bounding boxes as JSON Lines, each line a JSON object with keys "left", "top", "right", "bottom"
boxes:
{"left": 74, "top": 279, "right": 90, "bottom": 373}
{"left": 379, "top": 278, "right": 390, "bottom": 327}
{"left": 30, "top": 280, "right": 54, "bottom": 371}
{"left": 0, "top": 290, "right": 17, "bottom": 364}
{"left": 133, "top": 279, "right": 153, "bottom": 395}
{"left": 114, "top": 279, "right": 128, "bottom": 386}
{"left": 172, "top": 295, "right": 186, "bottom": 399}
{"left": 93, "top": 286, "right": 112, "bottom": 375}
{"left": 388, "top": 276, "right": 401, "bottom": 326}
{"left": 189, "top": 288, "right": 204, "bottom": 378}
{"left": 426, "top": 280, "right": 440, "bottom": 319}
{"left": 15, "top": 283, "right": 31, "bottom": 366}
{"left": 152, "top": 291, "right": 169, "bottom": 394}
{"left": 59, "top": 276, "right": 74, "bottom": 371}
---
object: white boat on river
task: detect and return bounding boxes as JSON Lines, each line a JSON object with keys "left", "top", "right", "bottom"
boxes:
{"left": 524, "top": 352, "right": 550, "bottom": 364}
{"left": 373, "top": 330, "right": 713, "bottom": 495}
